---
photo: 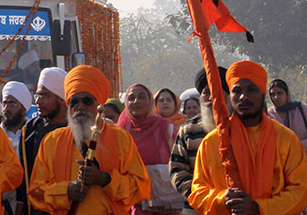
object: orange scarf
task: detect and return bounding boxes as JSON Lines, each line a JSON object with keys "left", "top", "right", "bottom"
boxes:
{"left": 54, "top": 123, "right": 122, "bottom": 214}
{"left": 154, "top": 89, "right": 187, "bottom": 126}
{"left": 167, "top": 112, "right": 187, "bottom": 127}
{"left": 229, "top": 113, "right": 276, "bottom": 198}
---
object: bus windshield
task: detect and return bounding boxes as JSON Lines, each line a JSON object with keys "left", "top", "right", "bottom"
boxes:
{"left": 0, "top": 7, "right": 53, "bottom": 89}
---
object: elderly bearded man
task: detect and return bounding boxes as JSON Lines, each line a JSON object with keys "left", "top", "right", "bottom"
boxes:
{"left": 28, "top": 65, "right": 151, "bottom": 215}
{"left": 169, "top": 66, "right": 231, "bottom": 215}
{"left": 188, "top": 61, "right": 307, "bottom": 215}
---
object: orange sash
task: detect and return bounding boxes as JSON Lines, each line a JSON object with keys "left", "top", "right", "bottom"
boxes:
{"left": 54, "top": 123, "right": 121, "bottom": 214}
{"left": 230, "top": 113, "right": 276, "bottom": 198}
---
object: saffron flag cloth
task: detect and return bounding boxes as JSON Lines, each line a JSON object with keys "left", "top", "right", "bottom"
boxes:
{"left": 199, "top": 0, "right": 253, "bottom": 42}
{"left": 186, "top": 0, "right": 254, "bottom": 189}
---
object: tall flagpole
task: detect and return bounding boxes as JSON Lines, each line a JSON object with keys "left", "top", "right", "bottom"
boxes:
{"left": 186, "top": 0, "right": 242, "bottom": 189}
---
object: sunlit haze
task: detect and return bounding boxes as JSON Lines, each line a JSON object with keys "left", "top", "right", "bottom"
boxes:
{"left": 110, "top": 0, "right": 154, "bottom": 16}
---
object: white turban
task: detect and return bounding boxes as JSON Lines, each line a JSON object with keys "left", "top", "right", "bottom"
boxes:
{"left": 18, "top": 50, "right": 39, "bottom": 70}
{"left": 37, "top": 67, "right": 67, "bottom": 100}
{"left": 2, "top": 81, "right": 32, "bottom": 111}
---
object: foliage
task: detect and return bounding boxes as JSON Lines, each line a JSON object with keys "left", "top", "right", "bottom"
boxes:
{"left": 120, "top": 12, "right": 202, "bottom": 95}
{"left": 166, "top": 0, "right": 307, "bottom": 101}
{"left": 120, "top": 0, "right": 244, "bottom": 95}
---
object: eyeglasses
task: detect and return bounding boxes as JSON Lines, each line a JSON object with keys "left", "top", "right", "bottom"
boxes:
{"left": 34, "top": 94, "right": 49, "bottom": 102}
{"left": 2, "top": 101, "right": 18, "bottom": 108}
{"left": 69, "top": 96, "right": 95, "bottom": 108}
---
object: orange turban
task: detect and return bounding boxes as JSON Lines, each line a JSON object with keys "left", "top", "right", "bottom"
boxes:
{"left": 64, "top": 65, "right": 110, "bottom": 105}
{"left": 226, "top": 61, "right": 267, "bottom": 95}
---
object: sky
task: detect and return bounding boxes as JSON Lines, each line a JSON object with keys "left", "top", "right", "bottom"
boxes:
{"left": 110, "top": 0, "right": 155, "bottom": 16}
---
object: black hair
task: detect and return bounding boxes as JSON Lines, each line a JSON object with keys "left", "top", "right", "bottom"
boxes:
{"left": 155, "top": 88, "right": 177, "bottom": 107}
{"left": 269, "top": 79, "right": 288, "bottom": 95}
{"left": 183, "top": 97, "right": 200, "bottom": 114}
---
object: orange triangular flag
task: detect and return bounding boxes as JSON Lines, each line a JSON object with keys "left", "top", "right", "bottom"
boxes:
{"left": 200, "top": 0, "right": 253, "bottom": 42}
{"left": 186, "top": 0, "right": 244, "bottom": 188}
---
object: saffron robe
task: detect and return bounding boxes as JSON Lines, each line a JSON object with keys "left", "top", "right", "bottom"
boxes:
{"left": 188, "top": 120, "right": 307, "bottom": 215}
{"left": 0, "top": 127, "right": 23, "bottom": 215}
{"left": 28, "top": 123, "right": 151, "bottom": 215}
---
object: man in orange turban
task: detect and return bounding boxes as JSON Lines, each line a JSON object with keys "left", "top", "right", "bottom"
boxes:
{"left": 28, "top": 65, "right": 151, "bottom": 215}
{"left": 188, "top": 61, "right": 307, "bottom": 214}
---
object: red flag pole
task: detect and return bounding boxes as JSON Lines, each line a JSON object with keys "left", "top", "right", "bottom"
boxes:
{"left": 186, "top": 0, "right": 242, "bottom": 189}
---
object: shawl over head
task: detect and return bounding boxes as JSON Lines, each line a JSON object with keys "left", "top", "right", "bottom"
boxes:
{"left": 226, "top": 61, "right": 267, "bottom": 95}
{"left": 269, "top": 78, "right": 302, "bottom": 131}
{"left": 154, "top": 88, "right": 187, "bottom": 126}
{"left": 269, "top": 78, "right": 296, "bottom": 112}
{"left": 269, "top": 79, "right": 289, "bottom": 96}
{"left": 64, "top": 65, "right": 110, "bottom": 105}
{"left": 117, "top": 84, "right": 172, "bottom": 165}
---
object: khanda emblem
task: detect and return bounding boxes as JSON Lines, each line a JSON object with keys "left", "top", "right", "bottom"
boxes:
{"left": 31, "top": 16, "right": 46, "bottom": 32}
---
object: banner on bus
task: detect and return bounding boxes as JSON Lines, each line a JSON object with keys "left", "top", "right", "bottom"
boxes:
{"left": 0, "top": 8, "right": 51, "bottom": 41}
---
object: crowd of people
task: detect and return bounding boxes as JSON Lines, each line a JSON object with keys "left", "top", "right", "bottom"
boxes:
{"left": 0, "top": 60, "right": 307, "bottom": 215}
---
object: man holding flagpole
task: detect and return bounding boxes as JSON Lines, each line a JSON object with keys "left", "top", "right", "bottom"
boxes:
{"left": 185, "top": 0, "right": 307, "bottom": 214}
{"left": 188, "top": 61, "right": 307, "bottom": 214}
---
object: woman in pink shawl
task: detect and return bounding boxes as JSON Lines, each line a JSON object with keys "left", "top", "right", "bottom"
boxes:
{"left": 117, "top": 83, "right": 182, "bottom": 215}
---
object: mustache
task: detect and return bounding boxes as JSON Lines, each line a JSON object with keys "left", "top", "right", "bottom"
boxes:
{"left": 3, "top": 111, "right": 12, "bottom": 116}
{"left": 238, "top": 101, "right": 254, "bottom": 106}
{"left": 72, "top": 110, "right": 92, "bottom": 118}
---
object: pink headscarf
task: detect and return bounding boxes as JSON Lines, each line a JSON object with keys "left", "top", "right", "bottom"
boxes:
{"left": 117, "top": 84, "right": 173, "bottom": 165}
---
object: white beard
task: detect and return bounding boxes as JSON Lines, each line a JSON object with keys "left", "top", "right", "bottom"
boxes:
{"left": 67, "top": 108, "right": 95, "bottom": 153}
{"left": 200, "top": 102, "right": 216, "bottom": 133}
{"left": 200, "top": 95, "right": 232, "bottom": 133}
